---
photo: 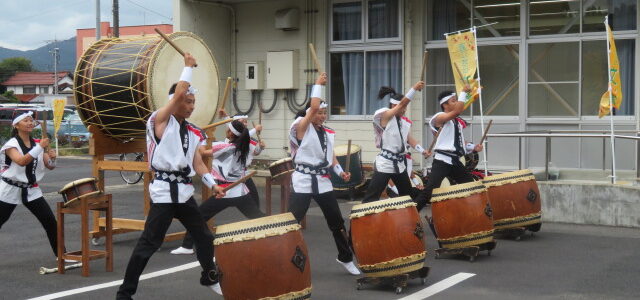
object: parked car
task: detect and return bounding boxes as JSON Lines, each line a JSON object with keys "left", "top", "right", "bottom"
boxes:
{"left": 58, "top": 111, "right": 90, "bottom": 147}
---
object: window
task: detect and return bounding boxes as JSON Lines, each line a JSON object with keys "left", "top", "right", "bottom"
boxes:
{"left": 23, "top": 86, "right": 36, "bottom": 94}
{"left": 428, "top": 0, "right": 520, "bottom": 40}
{"left": 330, "top": 0, "right": 402, "bottom": 116}
{"left": 530, "top": 0, "right": 636, "bottom": 35}
{"left": 39, "top": 86, "right": 48, "bottom": 94}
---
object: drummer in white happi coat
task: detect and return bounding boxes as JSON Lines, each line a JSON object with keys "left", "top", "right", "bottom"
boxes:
{"left": 362, "top": 82, "right": 428, "bottom": 203}
{"left": 0, "top": 111, "right": 58, "bottom": 256}
{"left": 288, "top": 72, "right": 360, "bottom": 275}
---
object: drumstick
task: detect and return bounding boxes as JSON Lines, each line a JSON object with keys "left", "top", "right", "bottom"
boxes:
{"left": 258, "top": 110, "right": 262, "bottom": 124}
{"left": 222, "top": 170, "right": 257, "bottom": 192}
{"left": 251, "top": 121, "right": 262, "bottom": 143}
{"left": 428, "top": 127, "right": 443, "bottom": 153}
{"left": 308, "top": 43, "right": 322, "bottom": 73}
{"left": 344, "top": 140, "right": 352, "bottom": 174}
{"left": 477, "top": 119, "right": 493, "bottom": 147}
{"left": 39, "top": 263, "right": 82, "bottom": 275}
{"left": 154, "top": 28, "right": 197, "bottom": 67}
{"left": 420, "top": 51, "right": 429, "bottom": 82}
{"left": 202, "top": 118, "right": 234, "bottom": 131}
{"left": 220, "top": 77, "right": 232, "bottom": 113}
{"left": 41, "top": 114, "right": 49, "bottom": 152}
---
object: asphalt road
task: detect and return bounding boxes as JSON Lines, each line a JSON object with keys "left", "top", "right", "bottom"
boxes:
{"left": 1, "top": 157, "right": 639, "bottom": 300}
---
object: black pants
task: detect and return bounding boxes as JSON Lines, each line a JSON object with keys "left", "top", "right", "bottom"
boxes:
{"left": 362, "top": 170, "right": 413, "bottom": 203}
{"left": 182, "top": 194, "right": 266, "bottom": 249}
{"left": 414, "top": 159, "right": 475, "bottom": 212}
{"left": 0, "top": 197, "right": 58, "bottom": 256}
{"left": 289, "top": 191, "right": 353, "bottom": 263}
{"left": 117, "top": 198, "right": 217, "bottom": 300}
{"left": 245, "top": 178, "right": 260, "bottom": 208}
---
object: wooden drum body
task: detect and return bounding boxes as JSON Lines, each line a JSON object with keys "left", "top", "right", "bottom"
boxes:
{"left": 214, "top": 213, "right": 311, "bottom": 300}
{"left": 74, "top": 32, "right": 219, "bottom": 141}
{"left": 269, "top": 158, "right": 294, "bottom": 180}
{"left": 431, "top": 181, "right": 495, "bottom": 249}
{"left": 350, "top": 196, "right": 426, "bottom": 277}
{"left": 59, "top": 178, "right": 101, "bottom": 207}
{"left": 330, "top": 144, "right": 365, "bottom": 191}
{"left": 482, "top": 169, "right": 542, "bottom": 230}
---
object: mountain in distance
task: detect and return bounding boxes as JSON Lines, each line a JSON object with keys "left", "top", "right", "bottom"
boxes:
{"left": 0, "top": 37, "right": 76, "bottom": 72}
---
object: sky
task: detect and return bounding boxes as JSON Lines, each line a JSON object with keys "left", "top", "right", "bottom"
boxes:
{"left": 0, "top": 0, "right": 173, "bottom": 50}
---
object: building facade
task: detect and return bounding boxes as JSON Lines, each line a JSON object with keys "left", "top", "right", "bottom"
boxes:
{"left": 173, "top": 0, "right": 639, "bottom": 174}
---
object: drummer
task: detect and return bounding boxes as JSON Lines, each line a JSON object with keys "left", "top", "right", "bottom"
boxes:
{"left": 214, "top": 109, "right": 264, "bottom": 208}
{"left": 171, "top": 119, "right": 266, "bottom": 255}
{"left": 0, "top": 111, "right": 59, "bottom": 257}
{"left": 288, "top": 72, "right": 360, "bottom": 275}
{"left": 414, "top": 87, "right": 483, "bottom": 212}
{"left": 362, "top": 83, "right": 427, "bottom": 203}
{"left": 117, "top": 53, "right": 226, "bottom": 299}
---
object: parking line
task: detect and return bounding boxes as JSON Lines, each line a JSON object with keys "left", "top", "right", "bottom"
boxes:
{"left": 27, "top": 262, "right": 200, "bottom": 300}
{"left": 396, "top": 272, "right": 476, "bottom": 300}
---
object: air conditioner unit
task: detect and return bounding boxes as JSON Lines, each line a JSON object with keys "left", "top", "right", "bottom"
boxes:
{"left": 275, "top": 8, "right": 299, "bottom": 31}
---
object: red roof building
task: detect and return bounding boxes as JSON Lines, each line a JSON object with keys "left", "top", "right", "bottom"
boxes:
{"left": 2, "top": 72, "right": 70, "bottom": 86}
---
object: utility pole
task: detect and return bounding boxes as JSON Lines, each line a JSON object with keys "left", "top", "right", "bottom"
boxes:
{"left": 96, "top": 0, "right": 101, "bottom": 40}
{"left": 113, "top": 0, "right": 119, "bottom": 38}
{"left": 51, "top": 47, "right": 59, "bottom": 95}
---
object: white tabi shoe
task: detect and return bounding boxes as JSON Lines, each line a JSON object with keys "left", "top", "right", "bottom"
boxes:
{"left": 209, "top": 282, "right": 223, "bottom": 295}
{"left": 336, "top": 258, "right": 361, "bottom": 275}
{"left": 170, "top": 247, "right": 194, "bottom": 255}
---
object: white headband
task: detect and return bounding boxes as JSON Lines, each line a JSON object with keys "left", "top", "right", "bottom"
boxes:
{"left": 233, "top": 115, "right": 248, "bottom": 120}
{"left": 12, "top": 111, "right": 33, "bottom": 126}
{"left": 168, "top": 86, "right": 198, "bottom": 100}
{"left": 305, "top": 101, "right": 328, "bottom": 114}
{"left": 439, "top": 93, "right": 456, "bottom": 105}
{"left": 228, "top": 122, "right": 241, "bottom": 136}
{"left": 390, "top": 98, "right": 401, "bottom": 105}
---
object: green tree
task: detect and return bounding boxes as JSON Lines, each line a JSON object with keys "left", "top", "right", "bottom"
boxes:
{"left": 1, "top": 90, "right": 19, "bottom": 103}
{"left": 0, "top": 57, "right": 34, "bottom": 85}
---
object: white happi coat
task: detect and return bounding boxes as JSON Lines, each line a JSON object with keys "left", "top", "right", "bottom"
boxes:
{"left": 429, "top": 112, "right": 468, "bottom": 165}
{"left": 0, "top": 137, "right": 46, "bottom": 204}
{"left": 147, "top": 111, "right": 205, "bottom": 203}
{"left": 289, "top": 117, "right": 335, "bottom": 194}
{"left": 209, "top": 140, "right": 258, "bottom": 198}
{"left": 373, "top": 108, "right": 412, "bottom": 174}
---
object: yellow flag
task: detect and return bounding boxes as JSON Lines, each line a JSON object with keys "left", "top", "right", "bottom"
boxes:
{"left": 52, "top": 98, "right": 66, "bottom": 135}
{"left": 598, "top": 22, "right": 622, "bottom": 118}
{"left": 446, "top": 31, "right": 480, "bottom": 109}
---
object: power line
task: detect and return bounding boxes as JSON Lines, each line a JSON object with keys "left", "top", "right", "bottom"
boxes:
{"left": 124, "top": 0, "right": 172, "bottom": 21}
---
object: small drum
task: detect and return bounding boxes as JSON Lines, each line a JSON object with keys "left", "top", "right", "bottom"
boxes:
{"left": 482, "top": 169, "right": 542, "bottom": 231}
{"left": 74, "top": 32, "right": 219, "bottom": 141}
{"left": 431, "top": 181, "right": 495, "bottom": 249}
{"left": 214, "top": 213, "right": 311, "bottom": 300}
{"left": 59, "top": 178, "right": 101, "bottom": 207}
{"left": 330, "top": 144, "right": 365, "bottom": 191}
{"left": 269, "top": 158, "right": 294, "bottom": 180}
{"left": 350, "top": 196, "right": 426, "bottom": 277}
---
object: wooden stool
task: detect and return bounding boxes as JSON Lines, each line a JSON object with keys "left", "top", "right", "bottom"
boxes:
{"left": 57, "top": 193, "right": 113, "bottom": 277}
{"left": 265, "top": 174, "right": 306, "bottom": 228}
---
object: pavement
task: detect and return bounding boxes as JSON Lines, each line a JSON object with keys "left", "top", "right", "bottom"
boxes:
{"left": 1, "top": 157, "right": 639, "bottom": 300}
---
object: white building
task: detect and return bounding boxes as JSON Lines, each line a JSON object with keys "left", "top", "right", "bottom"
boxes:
{"left": 173, "top": 0, "right": 639, "bottom": 175}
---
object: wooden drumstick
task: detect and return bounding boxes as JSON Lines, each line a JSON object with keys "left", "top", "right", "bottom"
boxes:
{"left": 41, "top": 114, "right": 49, "bottom": 152}
{"left": 345, "top": 140, "right": 352, "bottom": 174}
{"left": 220, "top": 77, "right": 232, "bottom": 112}
{"left": 202, "top": 118, "right": 234, "bottom": 131}
{"left": 154, "top": 28, "right": 197, "bottom": 67}
{"left": 477, "top": 119, "right": 493, "bottom": 146}
{"left": 308, "top": 43, "right": 322, "bottom": 73}
{"left": 251, "top": 121, "right": 262, "bottom": 143}
{"left": 428, "top": 127, "right": 443, "bottom": 153}
{"left": 420, "top": 51, "right": 429, "bottom": 82}
{"left": 39, "top": 263, "right": 82, "bottom": 275}
{"left": 222, "top": 170, "right": 257, "bottom": 192}
{"left": 258, "top": 110, "right": 262, "bottom": 124}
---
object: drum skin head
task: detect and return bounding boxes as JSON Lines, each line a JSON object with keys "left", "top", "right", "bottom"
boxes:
{"left": 150, "top": 32, "right": 219, "bottom": 128}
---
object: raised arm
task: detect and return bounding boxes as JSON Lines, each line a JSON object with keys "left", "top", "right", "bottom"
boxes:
{"left": 5, "top": 138, "right": 50, "bottom": 167}
{"left": 154, "top": 53, "right": 197, "bottom": 140}
{"left": 379, "top": 81, "right": 425, "bottom": 128}
{"left": 433, "top": 85, "right": 471, "bottom": 128}
{"left": 296, "top": 72, "right": 326, "bottom": 141}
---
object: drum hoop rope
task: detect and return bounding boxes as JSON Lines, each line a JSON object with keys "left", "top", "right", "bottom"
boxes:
{"left": 259, "top": 286, "right": 312, "bottom": 300}
{"left": 483, "top": 172, "right": 535, "bottom": 187}
{"left": 349, "top": 198, "right": 416, "bottom": 219}
{"left": 431, "top": 184, "right": 487, "bottom": 202}
{"left": 437, "top": 229, "right": 495, "bottom": 247}
{"left": 214, "top": 219, "right": 301, "bottom": 245}
{"left": 494, "top": 212, "right": 542, "bottom": 228}
{"left": 358, "top": 252, "right": 426, "bottom": 273}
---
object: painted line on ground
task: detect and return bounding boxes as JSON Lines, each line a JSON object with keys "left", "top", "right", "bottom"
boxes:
{"left": 396, "top": 272, "right": 476, "bottom": 300}
{"left": 27, "top": 262, "right": 200, "bottom": 300}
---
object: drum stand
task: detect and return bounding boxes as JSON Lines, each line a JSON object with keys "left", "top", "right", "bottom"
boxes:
{"left": 356, "top": 267, "right": 430, "bottom": 294}
{"left": 494, "top": 223, "right": 541, "bottom": 241}
{"left": 87, "top": 126, "right": 191, "bottom": 243}
{"left": 434, "top": 241, "right": 497, "bottom": 262}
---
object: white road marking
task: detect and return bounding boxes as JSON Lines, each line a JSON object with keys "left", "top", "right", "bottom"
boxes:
{"left": 396, "top": 272, "right": 476, "bottom": 300}
{"left": 27, "top": 262, "right": 200, "bottom": 300}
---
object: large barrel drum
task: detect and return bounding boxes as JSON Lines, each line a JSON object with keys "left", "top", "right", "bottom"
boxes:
{"left": 350, "top": 196, "right": 426, "bottom": 277}
{"left": 74, "top": 32, "right": 219, "bottom": 141}
{"left": 482, "top": 169, "right": 542, "bottom": 231}
{"left": 213, "top": 213, "right": 311, "bottom": 300}
{"left": 431, "top": 181, "right": 495, "bottom": 249}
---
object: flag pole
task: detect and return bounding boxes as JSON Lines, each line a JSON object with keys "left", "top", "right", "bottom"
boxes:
{"left": 471, "top": 26, "right": 489, "bottom": 176}
{"left": 605, "top": 16, "right": 617, "bottom": 184}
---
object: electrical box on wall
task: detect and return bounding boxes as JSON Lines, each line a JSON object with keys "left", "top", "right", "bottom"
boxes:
{"left": 244, "top": 62, "right": 263, "bottom": 90}
{"left": 275, "top": 8, "right": 299, "bottom": 31}
{"left": 267, "top": 50, "right": 299, "bottom": 90}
